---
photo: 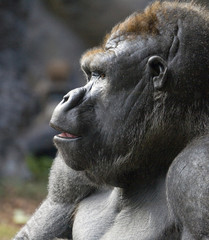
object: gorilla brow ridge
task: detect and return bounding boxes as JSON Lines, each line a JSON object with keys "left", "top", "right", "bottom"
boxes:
{"left": 82, "top": 47, "right": 104, "bottom": 58}
{"left": 80, "top": 47, "right": 104, "bottom": 72}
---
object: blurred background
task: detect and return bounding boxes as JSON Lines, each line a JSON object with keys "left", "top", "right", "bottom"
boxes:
{"left": 0, "top": 0, "right": 208, "bottom": 239}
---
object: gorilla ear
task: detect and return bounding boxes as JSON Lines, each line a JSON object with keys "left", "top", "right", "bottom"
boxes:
{"left": 148, "top": 56, "right": 168, "bottom": 91}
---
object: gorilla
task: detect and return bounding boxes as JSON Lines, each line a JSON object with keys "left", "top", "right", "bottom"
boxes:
{"left": 14, "top": 1, "right": 209, "bottom": 239}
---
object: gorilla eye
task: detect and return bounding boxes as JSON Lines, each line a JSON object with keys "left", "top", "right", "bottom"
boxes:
{"left": 91, "top": 71, "right": 105, "bottom": 80}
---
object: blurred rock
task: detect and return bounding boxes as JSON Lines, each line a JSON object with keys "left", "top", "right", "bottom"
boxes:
{"left": 26, "top": 0, "right": 86, "bottom": 94}
{"left": 43, "top": 0, "right": 150, "bottom": 47}
{"left": 47, "top": 59, "right": 70, "bottom": 83}
{"left": 0, "top": 0, "right": 36, "bottom": 178}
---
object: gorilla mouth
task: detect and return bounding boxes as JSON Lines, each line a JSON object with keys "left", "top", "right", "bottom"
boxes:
{"left": 58, "top": 132, "right": 79, "bottom": 139}
{"left": 50, "top": 122, "right": 81, "bottom": 140}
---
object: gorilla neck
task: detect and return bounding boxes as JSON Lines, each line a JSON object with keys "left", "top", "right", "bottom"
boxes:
{"left": 108, "top": 129, "right": 188, "bottom": 188}
{"left": 87, "top": 138, "right": 184, "bottom": 189}
{"left": 114, "top": 176, "right": 166, "bottom": 207}
{"left": 111, "top": 158, "right": 170, "bottom": 189}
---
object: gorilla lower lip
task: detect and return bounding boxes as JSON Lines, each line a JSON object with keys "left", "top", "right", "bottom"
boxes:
{"left": 58, "top": 132, "right": 79, "bottom": 139}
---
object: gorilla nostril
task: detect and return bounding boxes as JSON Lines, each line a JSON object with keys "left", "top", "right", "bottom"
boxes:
{"left": 62, "top": 95, "right": 69, "bottom": 104}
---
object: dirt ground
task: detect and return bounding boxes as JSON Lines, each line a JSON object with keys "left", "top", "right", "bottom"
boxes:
{"left": 0, "top": 180, "right": 47, "bottom": 240}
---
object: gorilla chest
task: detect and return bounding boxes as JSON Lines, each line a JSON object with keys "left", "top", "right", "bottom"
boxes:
{"left": 72, "top": 189, "right": 176, "bottom": 240}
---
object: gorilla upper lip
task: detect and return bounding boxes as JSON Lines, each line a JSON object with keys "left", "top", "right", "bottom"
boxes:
{"left": 50, "top": 122, "right": 80, "bottom": 139}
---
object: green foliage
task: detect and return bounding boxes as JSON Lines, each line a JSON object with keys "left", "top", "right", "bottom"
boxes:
{"left": 12, "top": 181, "right": 48, "bottom": 200}
{"left": 0, "top": 181, "right": 5, "bottom": 198}
{"left": 0, "top": 224, "right": 19, "bottom": 240}
{"left": 0, "top": 179, "right": 48, "bottom": 200}
{"left": 25, "top": 155, "right": 53, "bottom": 181}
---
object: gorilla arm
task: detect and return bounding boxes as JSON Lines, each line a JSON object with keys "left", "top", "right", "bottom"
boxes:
{"left": 166, "top": 135, "right": 209, "bottom": 239}
{"left": 14, "top": 153, "right": 96, "bottom": 240}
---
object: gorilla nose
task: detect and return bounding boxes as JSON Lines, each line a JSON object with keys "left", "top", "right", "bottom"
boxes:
{"left": 60, "top": 87, "right": 86, "bottom": 111}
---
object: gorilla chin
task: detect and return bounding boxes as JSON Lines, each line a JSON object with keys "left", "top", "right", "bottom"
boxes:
{"left": 53, "top": 134, "right": 88, "bottom": 171}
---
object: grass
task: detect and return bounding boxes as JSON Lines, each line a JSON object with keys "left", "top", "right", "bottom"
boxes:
{"left": 0, "top": 154, "right": 53, "bottom": 239}
{"left": 0, "top": 178, "right": 48, "bottom": 239}
{"left": 0, "top": 224, "right": 19, "bottom": 240}
{"left": 25, "top": 154, "right": 53, "bottom": 181}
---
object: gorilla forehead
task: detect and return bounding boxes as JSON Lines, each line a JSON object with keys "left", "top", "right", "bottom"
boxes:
{"left": 82, "top": 0, "right": 209, "bottom": 70}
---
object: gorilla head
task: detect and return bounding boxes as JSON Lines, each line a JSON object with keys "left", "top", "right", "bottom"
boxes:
{"left": 50, "top": 1, "right": 209, "bottom": 187}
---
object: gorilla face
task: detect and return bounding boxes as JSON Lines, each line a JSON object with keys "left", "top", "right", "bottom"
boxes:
{"left": 50, "top": 36, "right": 161, "bottom": 184}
